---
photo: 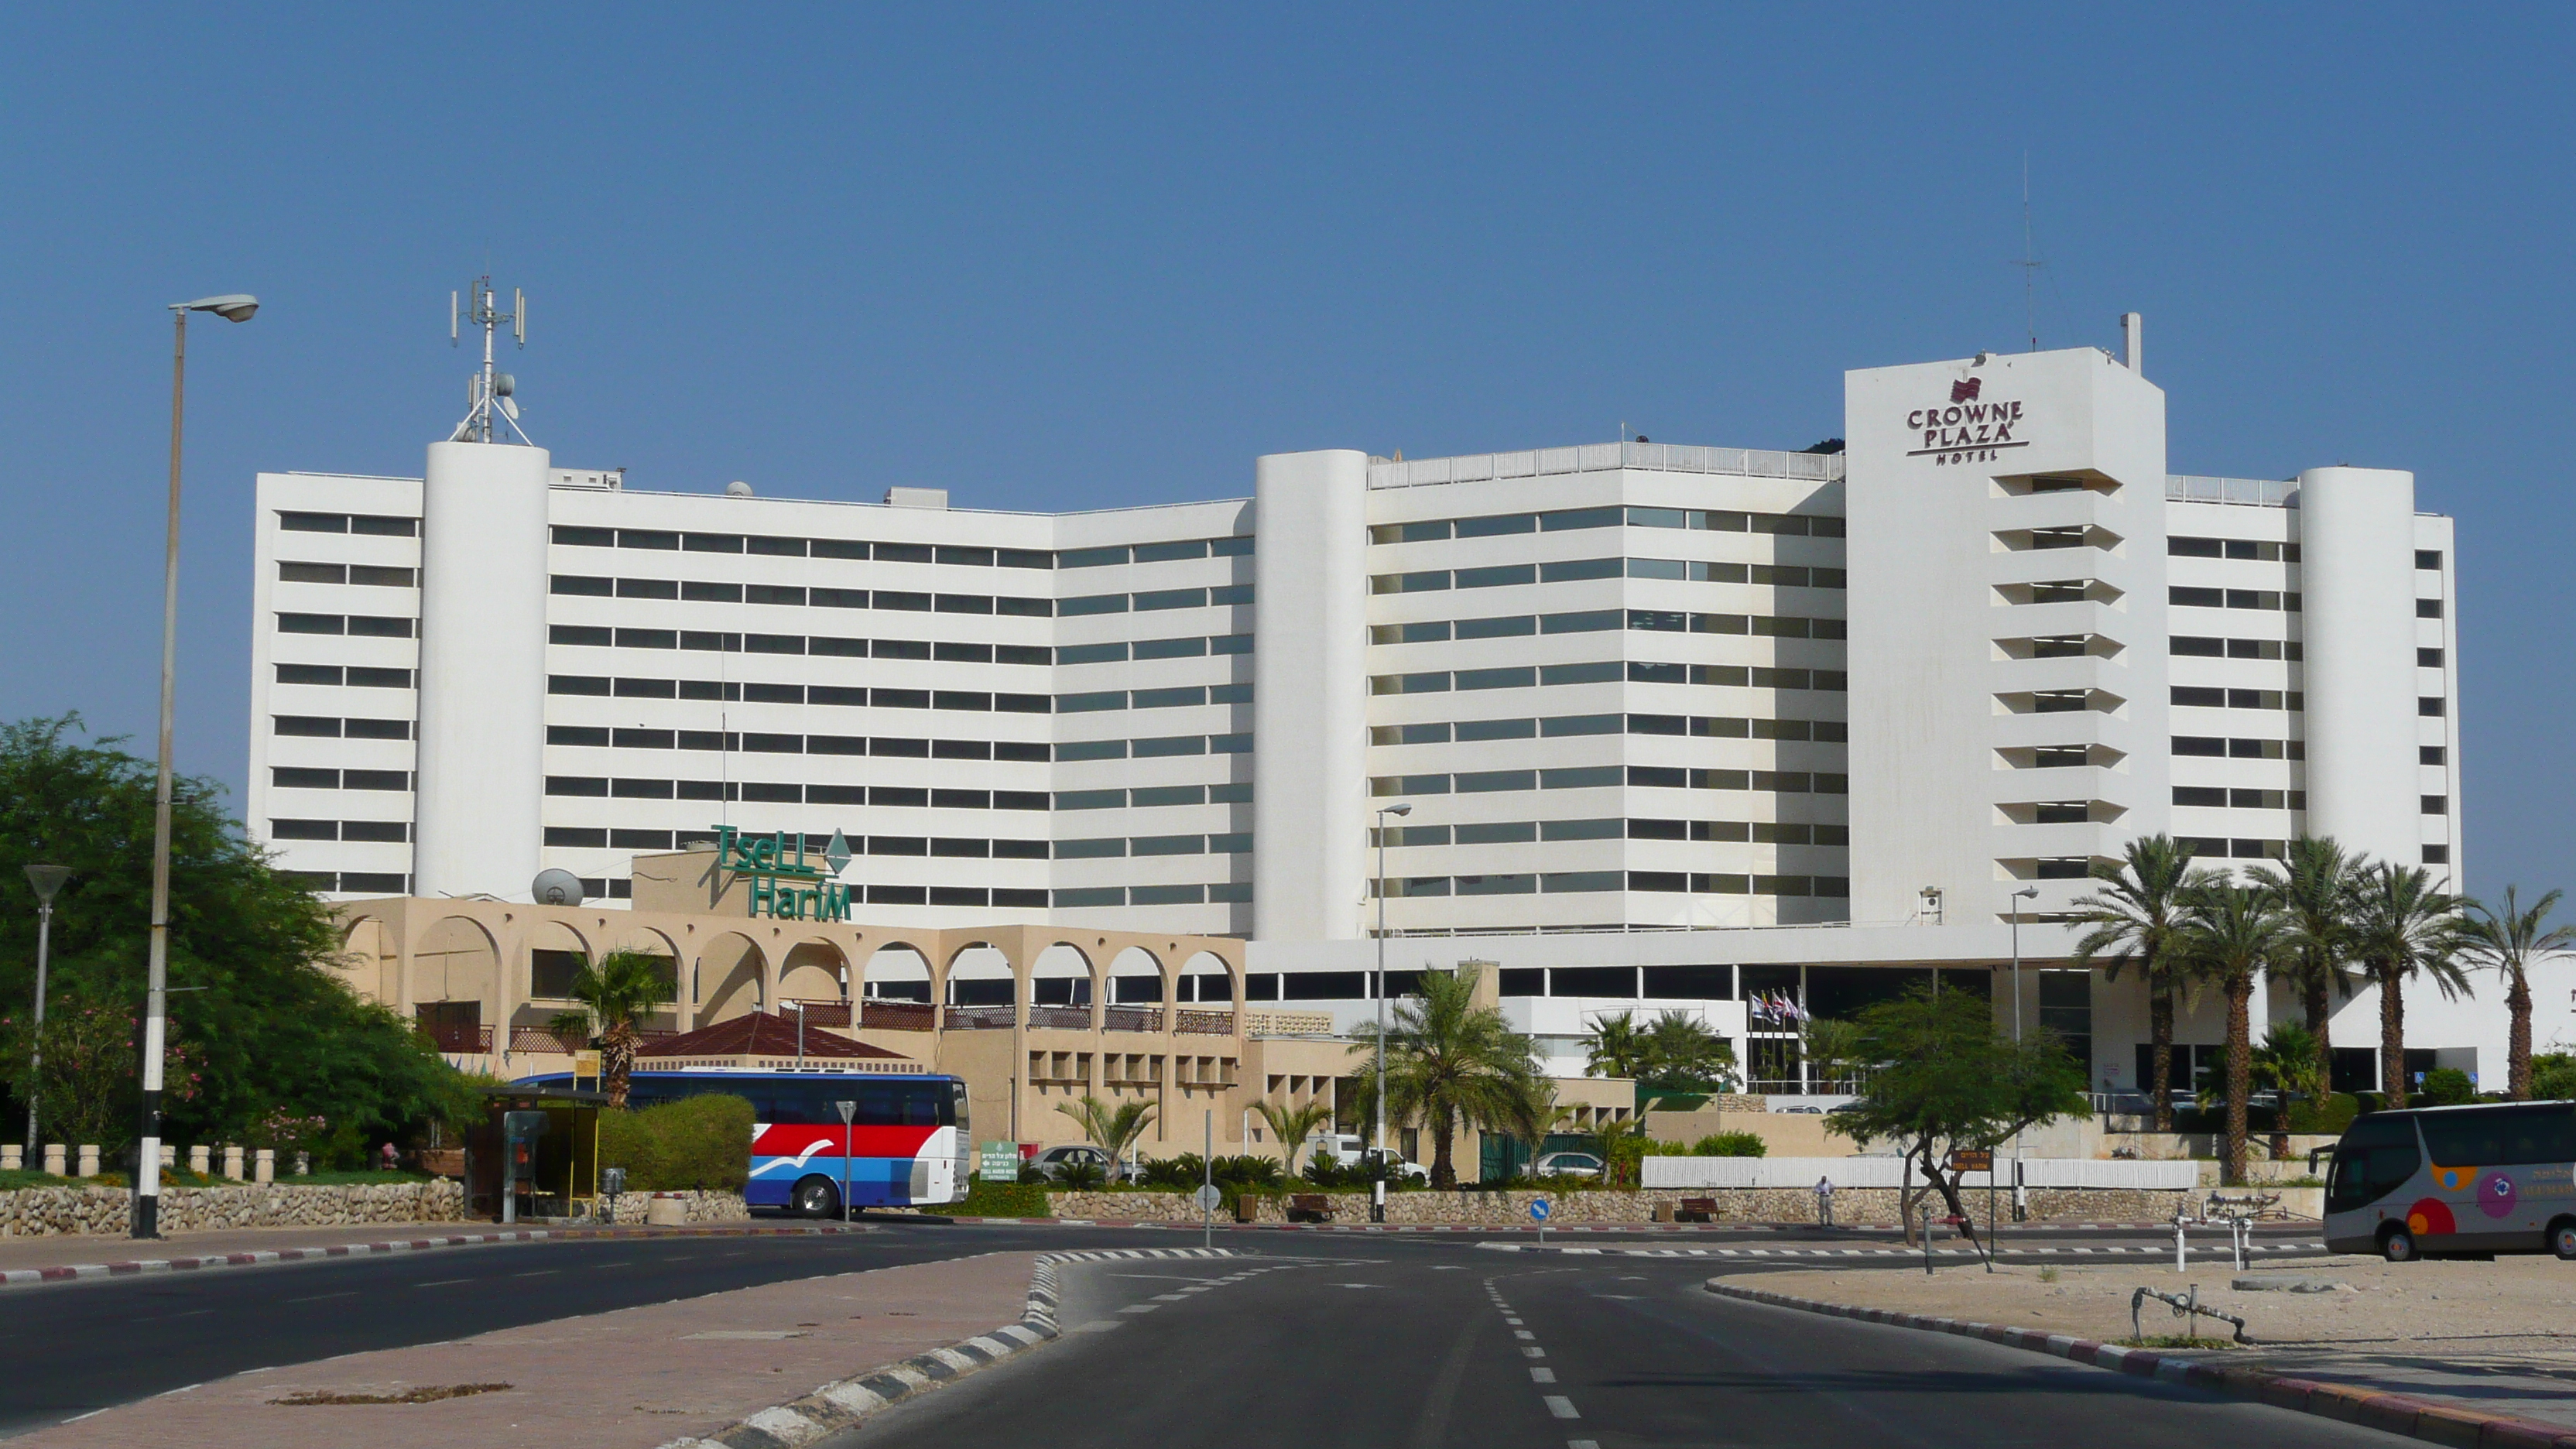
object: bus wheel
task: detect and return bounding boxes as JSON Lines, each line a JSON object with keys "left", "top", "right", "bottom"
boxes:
{"left": 2379, "top": 1225, "right": 2417, "bottom": 1263}
{"left": 793, "top": 1176, "right": 841, "bottom": 1219}
{"left": 2550, "top": 1219, "right": 2576, "bottom": 1261}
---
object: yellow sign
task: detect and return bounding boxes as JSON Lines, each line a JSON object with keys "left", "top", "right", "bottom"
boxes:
{"left": 573, "top": 1050, "right": 602, "bottom": 1084}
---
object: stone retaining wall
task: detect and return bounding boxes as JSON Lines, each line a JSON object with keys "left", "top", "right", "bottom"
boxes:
{"left": 1040, "top": 1186, "right": 2202, "bottom": 1225}
{"left": 598, "top": 1190, "right": 750, "bottom": 1225}
{"left": 0, "top": 1180, "right": 466, "bottom": 1238}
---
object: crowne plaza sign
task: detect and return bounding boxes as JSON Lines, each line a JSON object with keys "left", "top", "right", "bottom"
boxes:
{"left": 1905, "top": 375, "right": 2030, "bottom": 466}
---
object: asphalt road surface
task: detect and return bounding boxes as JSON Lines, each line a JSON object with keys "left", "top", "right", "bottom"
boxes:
{"left": 832, "top": 1247, "right": 2410, "bottom": 1449}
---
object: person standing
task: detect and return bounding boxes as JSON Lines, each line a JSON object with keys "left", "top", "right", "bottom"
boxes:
{"left": 1814, "top": 1174, "right": 1835, "bottom": 1228}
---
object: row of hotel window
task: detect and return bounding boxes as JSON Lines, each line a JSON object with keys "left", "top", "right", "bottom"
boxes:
{"left": 1372, "top": 709, "right": 1845, "bottom": 746}
{"left": 537, "top": 778, "right": 1254, "bottom": 814}
{"left": 549, "top": 727, "right": 1248, "bottom": 764}
{"left": 1372, "top": 559, "right": 1844, "bottom": 595}
{"left": 1368, "top": 505, "right": 1845, "bottom": 543}
{"left": 1374, "top": 818, "right": 1852, "bottom": 847}
{"left": 1375, "top": 766, "right": 1851, "bottom": 796}
{"left": 1375, "top": 871, "right": 1852, "bottom": 898}
{"left": 546, "top": 625, "right": 1252, "bottom": 665}
{"left": 2167, "top": 587, "right": 2442, "bottom": 618}
{"left": 2164, "top": 540, "right": 2443, "bottom": 570}
{"left": 550, "top": 574, "right": 1252, "bottom": 615}
{"left": 548, "top": 524, "right": 1252, "bottom": 569}
{"left": 1372, "top": 610, "right": 1845, "bottom": 646}
{"left": 545, "top": 676, "right": 1248, "bottom": 712}
{"left": 1372, "top": 657, "right": 1845, "bottom": 696}
{"left": 543, "top": 825, "right": 1250, "bottom": 859}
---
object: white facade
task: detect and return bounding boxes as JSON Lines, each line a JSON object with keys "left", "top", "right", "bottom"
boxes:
{"left": 246, "top": 333, "right": 2499, "bottom": 1088}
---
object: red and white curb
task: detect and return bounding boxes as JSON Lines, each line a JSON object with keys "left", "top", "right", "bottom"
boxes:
{"left": 1708, "top": 1281, "right": 2576, "bottom": 1449}
{"left": 658, "top": 1247, "right": 1237, "bottom": 1449}
{"left": 0, "top": 1221, "right": 874, "bottom": 1291}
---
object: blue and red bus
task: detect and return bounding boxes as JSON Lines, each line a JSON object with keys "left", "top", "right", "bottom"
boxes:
{"left": 522, "top": 1068, "right": 970, "bottom": 1215}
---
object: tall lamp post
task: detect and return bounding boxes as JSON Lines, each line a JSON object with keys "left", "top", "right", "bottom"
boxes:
{"left": 135, "top": 294, "right": 259, "bottom": 1240}
{"left": 22, "top": 865, "right": 70, "bottom": 1156}
{"left": 1370, "top": 803, "right": 1410, "bottom": 1221}
{"left": 2008, "top": 884, "right": 2039, "bottom": 1225}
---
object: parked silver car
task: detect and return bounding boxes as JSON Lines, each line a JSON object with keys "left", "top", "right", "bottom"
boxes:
{"left": 1532, "top": 1151, "right": 1605, "bottom": 1179}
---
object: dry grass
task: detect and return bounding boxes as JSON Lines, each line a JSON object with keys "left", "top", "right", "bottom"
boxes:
{"left": 272, "top": 1383, "right": 512, "bottom": 1406}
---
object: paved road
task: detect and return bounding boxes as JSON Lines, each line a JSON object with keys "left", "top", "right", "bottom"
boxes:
{"left": 832, "top": 1250, "right": 2413, "bottom": 1449}
{"left": 0, "top": 1218, "right": 1171, "bottom": 1437}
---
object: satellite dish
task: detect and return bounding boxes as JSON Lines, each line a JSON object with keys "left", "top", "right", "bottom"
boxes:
{"left": 532, "top": 868, "right": 585, "bottom": 906}
{"left": 725, "top": 480, "right": 755, "bottom": 498}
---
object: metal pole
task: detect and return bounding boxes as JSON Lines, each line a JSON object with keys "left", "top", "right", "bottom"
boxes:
{"left": 134, "top": 310, "right": 190, "bottom": 1240}
{"left": 1202, "top": 1109, "right": 1213, "bottom": 1251}
{"left": 26, "top": 897, "right": 52, "bottom": 1155}
{"left": 1373, "top": 813, "right": 1389, "bottom": 1223}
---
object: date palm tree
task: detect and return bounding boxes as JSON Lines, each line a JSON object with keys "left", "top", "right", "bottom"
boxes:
{"left": 2350, "top": 863, "right": 2470, "bottom": 1108}
{"left": 1348, "top": 964, "right": 1541, "bottom": 1188}
{"left": 2070, "top": 835, "right": 2211, "bottom": 1130}
{"left": 2245, "top": 836, "right": 2361, "bottom": 1097}
{"left": 1056, "top": 1094, "right": 1157, "bottom": 1181}
{"left": 1252, "top": 1097, "right": 1334, "bottom": 1180}
{"left": 547, "top": 950, "right": 673, "bottom": 1108}
{"left": 2457, "top": 887, "right": 2576, "bottom": 1100}
{"left": 2176, "top": 875, "right": 2292, "bottom": 1184}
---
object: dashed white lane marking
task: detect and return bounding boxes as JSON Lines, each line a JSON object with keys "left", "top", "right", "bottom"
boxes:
{"left": 1531, "top": 1367, "right": 1557, "bottom": 1383}
{"left": 1153, "top": 1293, "right": 1190, "bottom": 1301}
{"left": 1118, "top": 1303, "right": 1160, "bottom": 1314}
{"left": 1544, "top": 1396, "right": 1581, "bottom": 1420}
{"left": 1523, "top": 1347, "right": 1547, "bottom": 1358}
{"left": 1570, "top": 1440, "right": 1601, "bottom": 1448}
{"left": 1513, "top": 1330, "right": 1536, "bottom": 1341}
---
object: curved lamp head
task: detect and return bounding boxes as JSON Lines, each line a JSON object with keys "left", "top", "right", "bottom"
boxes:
{"left": 1379, "top": 803, "right": 1412, "bottom": 818}
{"left": 2012, "top": 886, "right": 2040, "bottom": 900}
{"left": 171, "top": 294, "right": 259, "bottom": 323}
{"left": 23, "top": 863, "right": 70, "bottom": 903}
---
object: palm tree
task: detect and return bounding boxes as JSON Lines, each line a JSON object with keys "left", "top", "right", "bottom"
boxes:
{"left": 2251, "top": 1023, "right": 2327, "bottom": 1109}
{"left": 546, "top": 950, "right": 672, "bottom": 1108}
{"left": 1641, "top": 1011, "right": 1740, "bottom": 1094}
{"left": 1584, "top": 1012, "right": 1651, "bottom": 1081}
{"left": 2070, "top": 835, "right": 2211, "bottom": 1130}
{"left": 2457, "top": 887, "right": 2576, "bottom": 1100}
{"left": 1348, "top": 964, "right": 1541, "bottom": 1188}
{"left": 1801, "top": 1016, "right": 1866, "bottom": 1093}
{"left": 2350, "top": 863, "right": 2470, "bottom": 1108}
{"left": 1252, "top": 1097, "right": 1334, "bottom": 1180}
{"left": 1055, "top": 1094, "right": 1157, "bottom": 1180}
{"left": 2176, "top": 876, "right": 2292, "bottom": 1184}
{"left": 2246, "top": 836, "right": 2361, "bottom": 1097}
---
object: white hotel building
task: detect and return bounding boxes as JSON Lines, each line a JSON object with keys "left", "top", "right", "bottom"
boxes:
{"left": 247, "top": 330, "right": 2507, "bottom": 1094}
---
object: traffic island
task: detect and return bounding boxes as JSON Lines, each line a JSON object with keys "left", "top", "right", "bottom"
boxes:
{"left": 1708, "top": 1259, "right": 2576, "bottom": 1444}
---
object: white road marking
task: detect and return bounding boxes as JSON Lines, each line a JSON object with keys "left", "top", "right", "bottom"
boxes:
{"left": 1544, "top": 1396, "right": 1580, "bottom": 1420}
{"left": 1118, "top": 1303, "right": 1160, "bottom": 1314}
{"left": 1523, "top": 1347, "right": 1547, "bottom": 1358}
{"left": 412, "top": 1279, "right": 471, "bottom": 1288}
{"left": 1570, "top": 1440, "right": 1601, "bottom": 1448}
{"left": 1530, "top": 1368, "right": 1557, "bottom": 1383}
{"left": 283, "top": 1291, "right": 356, "bottom": 1303}
{"left": 1513, "top": 1330, "right": 1536, "bottom": 1341}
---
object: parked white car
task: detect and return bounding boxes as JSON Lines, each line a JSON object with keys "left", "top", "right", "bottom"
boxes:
{"left": 1307, "top": 1132, "right": 1431, "bottom": 1182}
{"left": 1532, "top": 1150, "right": 1605, "bottom": 1179}
{"left": 1028, "top": 1146, "right": 1144, "bottom": 1184}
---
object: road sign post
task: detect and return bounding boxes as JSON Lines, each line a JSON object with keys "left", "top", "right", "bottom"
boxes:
{"left": 835, "top": 1100, "right": 857, "bottom": 1224}
{"left": 1201, "top": 1111, "right": 1214, "bottom": 1249}
{"left": 1530, "top": 1195, "right": 1551, "bottom": 1248}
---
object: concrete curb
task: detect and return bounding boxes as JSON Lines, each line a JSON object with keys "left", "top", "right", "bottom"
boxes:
{"left": 0, "top": 1221, "right": 875, "bottom": 1291}
{"left": 1482, "top": 1241, "right": 2326, "bottom": 1260}
{"left": 940, "top": 1215, "right": 2249, "bottom": 1234}
{"left": 1705, "top": 1281, "right": 2576, "bottom": 1449}
{"left": 656, "top": 1246, "right": 1238, "bottom": 1449}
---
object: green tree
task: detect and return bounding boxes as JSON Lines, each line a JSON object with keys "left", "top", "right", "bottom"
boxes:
{"left": 2531, "top": 1053, "right": 2576, "bottom": 1101}
{"left": 2457, "top": 887, "right": 2576, "bottom": 1101}
{"left": 1055, "top": 1094, "right": 1157, "bottom": 1178}
{"left": 1348, "top": 964, "right": 1541, "bottom": 1188}
{"left": 1832, "top": 986, "right": 2089, "bottom": 1245}
{"left": 2251, "top": 1022, "right": 2327, "bottom": 1107}
{"left": 1500, "top": 1077, "right": 1572, "bottom": 1181}
{"left": 0, "top": 716, "right": 468, "bottom": 1156}
{"left": 546, "top": 950, "right": 673, "bottom": 1108}
{"left": 1801, "top": 1017, "right": 1866, "bottom": 1092}
{"left": 2069, "top": 835, "right": 2211, "bottom": 1130}
{"left": 2245, "top": 836, "right": 2362, "bottom": 1097}
{"left": 1583, "top": 1012, "right": 1651, "bottom": 1080}
{"left": 2351, "top": 863, "right": 2471, "bottom": 1108}
{"left": 1641, "top": 1011, "right": 1740, "bottom": 1094}
{"left": 2175, "top": 877, "right": 2293, "bottom": 1184}
{"left": 1252, "top": 1097, "right": 1334, "bottom": 1180}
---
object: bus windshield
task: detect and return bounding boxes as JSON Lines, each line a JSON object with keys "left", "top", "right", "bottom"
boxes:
{"left": 625, "top": 1074, "right": 955, "bottom": 1129}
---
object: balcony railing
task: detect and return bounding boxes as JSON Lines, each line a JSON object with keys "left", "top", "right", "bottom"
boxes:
{"left": 1173, "top": 1010, "right": 1237, "bottom": 1036}
{"left": 422, "top": 1024, "right": 493, "bottom": 1053}
{"left": 788, "top": 999, "right": 851, "bottom": 1028}
{"left": 511, "top": 1026, "right": 586, "bottom": 1054}
{"left": 860, "top": 1000, "right": 937, "bottom": 1032}
{"left": 1026, "top": 1005, "right": 1094, "bottom": 1030}
{"left": 1101, "top": 1006, "right": 1163, "bottom": 1033}
{"left": 944, "top": 1005, "right": 1016, "bottom": 1031}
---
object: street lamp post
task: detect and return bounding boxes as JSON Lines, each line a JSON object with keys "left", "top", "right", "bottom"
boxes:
{"left": 1371, "top": 802, "right": 1410, "bottom": 1222}
{"left": 22, "top": 865, "right": 70, "bottom": 1156}
{"left": 2009, "top": 884, "right": 2039, "bottom": 1225}
{"left": 135, "top": 294, "right": 258, "bottom": 1240}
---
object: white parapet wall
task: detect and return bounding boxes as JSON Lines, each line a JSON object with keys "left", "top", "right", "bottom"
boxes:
{"left": 1642, "top": 1155, "right": 2200, "bottom": 1191}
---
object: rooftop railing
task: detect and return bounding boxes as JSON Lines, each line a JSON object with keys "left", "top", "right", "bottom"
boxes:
{"left": 1371, "top": 441, "right": 1843, "bottom": 491}
{"left": 2167, "top": 474, "right": 2297, "bottom": 508}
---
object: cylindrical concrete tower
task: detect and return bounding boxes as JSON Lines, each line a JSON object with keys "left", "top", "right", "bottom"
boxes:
{"left": 2296, "top": 466, "right": 2421, "bottom": 865}
{"left": 1252, "top": 450, "right": 1369, "bottom": 941}
{"left": 413, "top": 440, "right": 551, "bottom": 898}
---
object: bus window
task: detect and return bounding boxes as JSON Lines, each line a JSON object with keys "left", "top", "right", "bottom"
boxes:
{"left": 899, "top": 1081, "right": 944, "bottom": 1126}
{"left": 2327, "top": 1115, "right": 2420, "bottom": 1214}
{"left": 2421, "top": 1104, "right": 2576, "bottom": 1167}
{"left": 952, "top": 1081, "right": 971, "bottom": 1135}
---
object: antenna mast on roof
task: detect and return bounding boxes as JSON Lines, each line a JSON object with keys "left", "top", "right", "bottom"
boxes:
{"left": 449, "top": 276, "right": 533, "bottom": 444}
{"left": 2009, "top": 155, "right": 2043, "bottom": 353}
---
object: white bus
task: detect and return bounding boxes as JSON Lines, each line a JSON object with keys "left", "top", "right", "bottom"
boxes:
{"left": 2324, "top": 1101, "right": 2576, "bottom": 1262}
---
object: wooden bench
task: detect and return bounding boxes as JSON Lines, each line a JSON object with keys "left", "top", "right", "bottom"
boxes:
{"left": 1676, "top": 1197, "right": 1718, "bottom": 1223}
{"left": 1286, "top": 1193, "right": 1335, "bottom": 1223}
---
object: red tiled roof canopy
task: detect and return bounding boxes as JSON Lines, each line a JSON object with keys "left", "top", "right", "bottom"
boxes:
{"left": 638, "top": 1011, "right": 911, "bottom": 1061}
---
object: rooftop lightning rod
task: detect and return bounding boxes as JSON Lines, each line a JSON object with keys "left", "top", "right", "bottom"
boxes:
{"left": 449, "top": 276, "right": 533, "bottom": 445}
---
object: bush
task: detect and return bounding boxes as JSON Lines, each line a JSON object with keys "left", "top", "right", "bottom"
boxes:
{"left": 598, "top": 1094, "right": 752, "bottom": 1192}
{"left": 2420, "top": 1068, "right": 2477, "bottom": 1106}
{"left": 958, "top": 1176, "right": 1049, "bottom": 1218}
{"left": 2284, "top": 1093, "right": 2359, "bottom": 1136}
{"left": 1690, "top": 1132, "right": 1767, "bottom": 1158}
{"left": 2532, "top": 1053, "right": 2576, "bottom": 1101}
{"left": 1054, "top": 1156, "right": 1106, "bottom": 1190}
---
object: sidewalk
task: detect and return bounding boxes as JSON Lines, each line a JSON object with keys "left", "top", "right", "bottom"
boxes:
{"left": 0, "top": 1219, "right": 868, "bottom": 1288}
{"left": 13, "top": 1250, "right": 1037, "bottom": 1449}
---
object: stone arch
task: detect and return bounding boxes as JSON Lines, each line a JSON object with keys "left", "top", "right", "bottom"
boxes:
{"left": 606, "top": 927, "right": 687, "bottom": 1004}
{"left": 862, "top": 942, "right": 933, "bottom": 1004}
{"left": 1178, "top": 949, "right": 1236, "bottom": 1005}
{"left": 338, "top": 913, "right": 399, "bottom": 1005}
{"left": 416, "top": 916, "right": 502, "bottom": 1009}
{"left": 944, "top": 943, "right": 1015, "bottom": 1008}
{"left": 524, "top": 919, "right": 594, "bottom": 1002}
{"left": 779, "top": 939, "right": 848, "bottom": 1005}
{"left": 698, "top": 931, "right": 769, "bottom": 1023}
{"left": 1106, "top": 945, "right": 1166, "bottom": 1005}
{"left": 1029, "top": 943, "right": 1094, "bottom": 1008}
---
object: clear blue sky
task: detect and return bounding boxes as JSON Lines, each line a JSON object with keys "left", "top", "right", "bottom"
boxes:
{"left": 4, "top": 6, "right": 2568, "bottom": 899}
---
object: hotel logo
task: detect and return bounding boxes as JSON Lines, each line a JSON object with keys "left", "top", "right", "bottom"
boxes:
{"left": 1906, "top": 376, "right": 2029, "bottom": 465}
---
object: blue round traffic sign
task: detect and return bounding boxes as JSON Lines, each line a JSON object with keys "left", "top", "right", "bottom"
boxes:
{"left": 1530, "top": 1197, "right": 1551, "bottom": 1221}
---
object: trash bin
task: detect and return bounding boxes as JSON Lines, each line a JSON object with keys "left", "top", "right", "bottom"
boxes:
{"left": 646, "top": 1193, "right": 691, "bottom": 1226}
{"left": 1235, "top": 1194, "right": 1261, "bottom": 1225}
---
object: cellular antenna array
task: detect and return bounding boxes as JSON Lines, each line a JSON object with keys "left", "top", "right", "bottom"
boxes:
{"left": 449, "top": 276, "right": 533, "bottom": 444}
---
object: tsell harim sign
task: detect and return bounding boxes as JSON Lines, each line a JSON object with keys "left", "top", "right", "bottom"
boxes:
{"left": 1904, "top": 375, "right": 2030, "bottom": 467}
{"left": 711, "top": 824, "right": 853, "bottom": 923}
